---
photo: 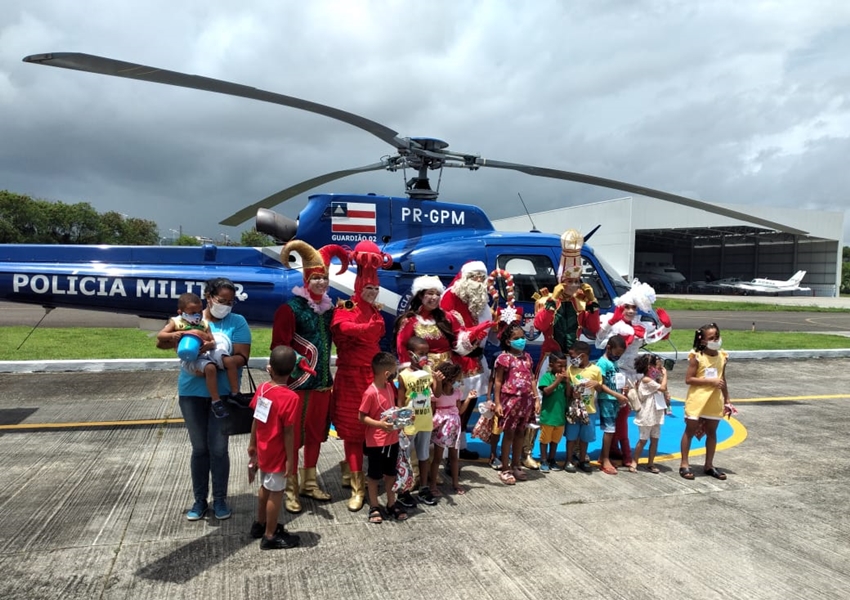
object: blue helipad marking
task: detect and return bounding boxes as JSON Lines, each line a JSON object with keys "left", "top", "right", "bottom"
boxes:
{"left": 465, "top": 400, "right": 735, "bottom": 461}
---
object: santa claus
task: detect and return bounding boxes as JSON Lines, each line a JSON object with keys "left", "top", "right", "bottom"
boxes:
{"left": 440, "top": 260, "right": 494, "bottom": 459}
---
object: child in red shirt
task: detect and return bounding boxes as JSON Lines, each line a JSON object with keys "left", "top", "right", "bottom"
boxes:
{"left": 359, "top": 351, "right": 407, "bottom": 524}
{"left": 247, "top": 346, "right": 303, "bottom": 550}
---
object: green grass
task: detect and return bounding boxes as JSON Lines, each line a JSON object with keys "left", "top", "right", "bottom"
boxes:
{"left": 0, "top": 326, "right": 847, "bottom": 361}
{"left": 0, "top": 327, "right": 274, "bottom": 361}
{"left": 646, "top": 330, "right": 850, "bottom": 353}
{"left": 654, "top": 299, "right": 850, "bottom": 313}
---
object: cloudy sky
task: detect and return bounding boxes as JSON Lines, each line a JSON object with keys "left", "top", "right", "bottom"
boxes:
{"left": 1, "top": 0, "right": 849, "bottom": 245}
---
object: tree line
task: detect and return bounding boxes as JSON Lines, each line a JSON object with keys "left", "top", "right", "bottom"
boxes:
{"left": 0, "top": 191, "right": 273, "bottom": 246}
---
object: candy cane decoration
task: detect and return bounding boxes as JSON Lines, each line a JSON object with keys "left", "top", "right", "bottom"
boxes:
{"left": 487, "top": 269, "right": 518, "bottom": 324}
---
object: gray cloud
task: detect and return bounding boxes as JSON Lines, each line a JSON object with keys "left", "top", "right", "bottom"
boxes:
{"left": 1, "top": 0, "right": 848, "bottom": 244}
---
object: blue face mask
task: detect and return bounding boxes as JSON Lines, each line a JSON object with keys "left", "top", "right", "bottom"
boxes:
{"left": 509, "top": 338, "right": 527, "bottom": 351}
{"left": 451, "top": 381, "right": 462, "bottom": 390}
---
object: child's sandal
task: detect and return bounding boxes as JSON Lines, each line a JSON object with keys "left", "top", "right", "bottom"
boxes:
{"left": 367, "top": 505, "right": 383, "bottom": 524}
{"left": 387, "top": 503, "right": 408, "bottom": 521}
{"left": 499, "top": 470, "right": 516, "bottom": 485}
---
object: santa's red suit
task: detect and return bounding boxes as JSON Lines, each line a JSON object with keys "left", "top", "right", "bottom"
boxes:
{"left": 330, "top": 241, "right": 391, "bottom": 511}
{"left": 440, "top": 262, "right": 492, "bottom": 394}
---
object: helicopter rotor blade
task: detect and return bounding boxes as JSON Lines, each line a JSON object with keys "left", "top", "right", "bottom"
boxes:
{"left": 219, "top": 161, "right": 389, "bottom": 226}
{"left": 475, "top": 158, "right": 808, "bottom": 235}
{"left": 23, "top": 52, "right": 409, "bottom": 150}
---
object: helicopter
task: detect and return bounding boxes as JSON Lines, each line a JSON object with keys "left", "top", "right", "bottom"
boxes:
{"left": 1, "top": 52, "right": 803, "bottom": 355}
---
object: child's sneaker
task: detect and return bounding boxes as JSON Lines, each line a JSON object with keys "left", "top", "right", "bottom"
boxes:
{"left": 563, "top": 462, "right": 577, "bottom": 473}
{"left": 260, "top": 531, "right": 300, "bottom": 550}
{"left": 226, "top": 392, "right": 252, "bottom": 408}
{"left": 396, "top": 491, "right": 417, "bottom": 508}
{"left": 539, "top": 462, "right": 550, "bottom": 473}
{"left": 250, "top": 522, "right": 285, "bottom": 539}
{"left": 417, "top": 486, "right": 437, "bottom": 506}
{"left": 210, "top": 400, "right": 229, "bottom": 419}
{"left": 548, "top": 460, "right": 562, "bottom": 472}
{"left": 489, "top": 456, "right": 502, "bottom": 470}
{"left": 666, "top": 407, "right": 674, "bottom": 416}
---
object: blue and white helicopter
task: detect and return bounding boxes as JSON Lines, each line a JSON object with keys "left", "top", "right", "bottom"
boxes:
{"left": 1, "top": 53, "right": 800, "bottom": 354}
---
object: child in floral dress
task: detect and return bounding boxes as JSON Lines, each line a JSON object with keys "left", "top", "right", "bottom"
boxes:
{"left": 429, "top": 361, "right": 476, "bottom": 495}
{"left": 493, "top": 323, "right": 541, "bottom": 485}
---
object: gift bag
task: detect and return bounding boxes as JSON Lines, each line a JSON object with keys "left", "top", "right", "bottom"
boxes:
{"left": 567, "top": 397, "right": 589, "bottom": 425}
{"left": 471, "top": 415, "right": 493, "bottom": 443}
{"left": 393, "top": 435, "right": 415, "bottom": 493}
{"left": 627, "top": 387, "right": 643, "bottom": 412}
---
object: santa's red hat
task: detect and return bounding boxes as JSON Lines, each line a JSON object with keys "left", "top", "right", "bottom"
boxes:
{"left": 281, "top": 240, "right": 349, "bottom": 284}
{"left": 447, "top": 260, "right": 488, "bottom": 290}
{"left": 350, "top": 240, "right": 392, "bottom": 295}
{"left": 461, "top": 260, "right": 487, "bottom": 277}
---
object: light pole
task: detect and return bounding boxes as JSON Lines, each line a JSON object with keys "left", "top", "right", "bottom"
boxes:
{"left": 220, "top": 233, "right": 230, "bottom": 246}
{"left": 169, "top": 228, "right": 179, "bottom": 244}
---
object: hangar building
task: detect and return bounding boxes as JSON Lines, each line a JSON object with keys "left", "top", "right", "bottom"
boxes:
{"left": 493, "top": 196, "right": 845, "bottom": 297}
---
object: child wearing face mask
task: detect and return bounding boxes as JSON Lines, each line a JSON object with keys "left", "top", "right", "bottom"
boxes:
{"left": 493, "top": 323, "right": 541, "bottom": 485}
{"left": 359, "top": 352, "right": 407, "bottom": 524}
{"left": 157, "top": 292, "right": 243, "bottom": 419}
{"left": 632, "top": 354, "right": 668, "bottom": 474}
{"left": 397, "top": 336, "right": 441, "bottom": 506}
{"left": 680, "top": 323, "right": 732, "bottom": 481}
{"left": 595, "top": 335, "right": 630, "bottom": 475}
{"left": 429, "top": 361, "right": 476, "bottom": 496}
{"left": 565, "top": 341, "right": 603, "bottom": 473}
{"left": 537, "top": 351, "right": 569, "bottom": 473}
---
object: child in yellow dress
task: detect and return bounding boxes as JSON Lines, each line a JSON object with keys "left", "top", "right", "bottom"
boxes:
{"left": 679, "top": 323, "right": 734, "bottom": 480}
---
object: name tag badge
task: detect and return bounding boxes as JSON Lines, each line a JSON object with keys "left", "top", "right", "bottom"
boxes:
{"left": 704, "top": 367, "right": 718, "bottom": 379}
{"left": 254, "top": 396, "right": 272, "bottom": 423}
{"left": 614, "top": 373, "right": 626, "bottom": 390}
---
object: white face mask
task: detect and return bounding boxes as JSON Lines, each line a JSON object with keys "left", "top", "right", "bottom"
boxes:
{"left": 209, "top": 302, "right": 232, "bottom": 319}
{"left": 180, "top": 312, "right": 203, "bottom": 326}
{"left": 705, "top": 338, "right": 722, "bottom": 351}
{"left": 569, "top": 357, "right": 581, "bottom": 367}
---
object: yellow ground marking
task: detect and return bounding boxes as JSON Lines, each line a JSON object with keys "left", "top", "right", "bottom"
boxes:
{"left": 647, "top": 415, "right": 747, "bottom": 464}
{"left": 733, "top": 394, "right": 849, "bottom": 402}
{"left": 0, "top": 418, "right": 185, "bottom": 431}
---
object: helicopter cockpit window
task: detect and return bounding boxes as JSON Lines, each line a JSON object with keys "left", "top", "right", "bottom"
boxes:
{"left": 496, "top": 255, "right": 557, "bottom": 303}
{"left": 581, "top": 257, "right": 612, "bottom": 309}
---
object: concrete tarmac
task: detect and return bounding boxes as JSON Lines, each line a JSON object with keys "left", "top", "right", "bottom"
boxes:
{"left": 1, "top": 358, "right": 849, "bottom": 599}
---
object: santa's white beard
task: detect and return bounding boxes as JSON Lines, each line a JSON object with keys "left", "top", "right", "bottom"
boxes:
{"left": 454, "top": 278, "right": 488, "bottom": 318}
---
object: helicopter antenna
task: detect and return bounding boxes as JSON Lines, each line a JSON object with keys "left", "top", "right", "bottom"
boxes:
{"left": 517, "top": 193, "right": 540, "bottom": 232}
{"left": 16, "top": 306, "right": 55, "bottom": 350}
